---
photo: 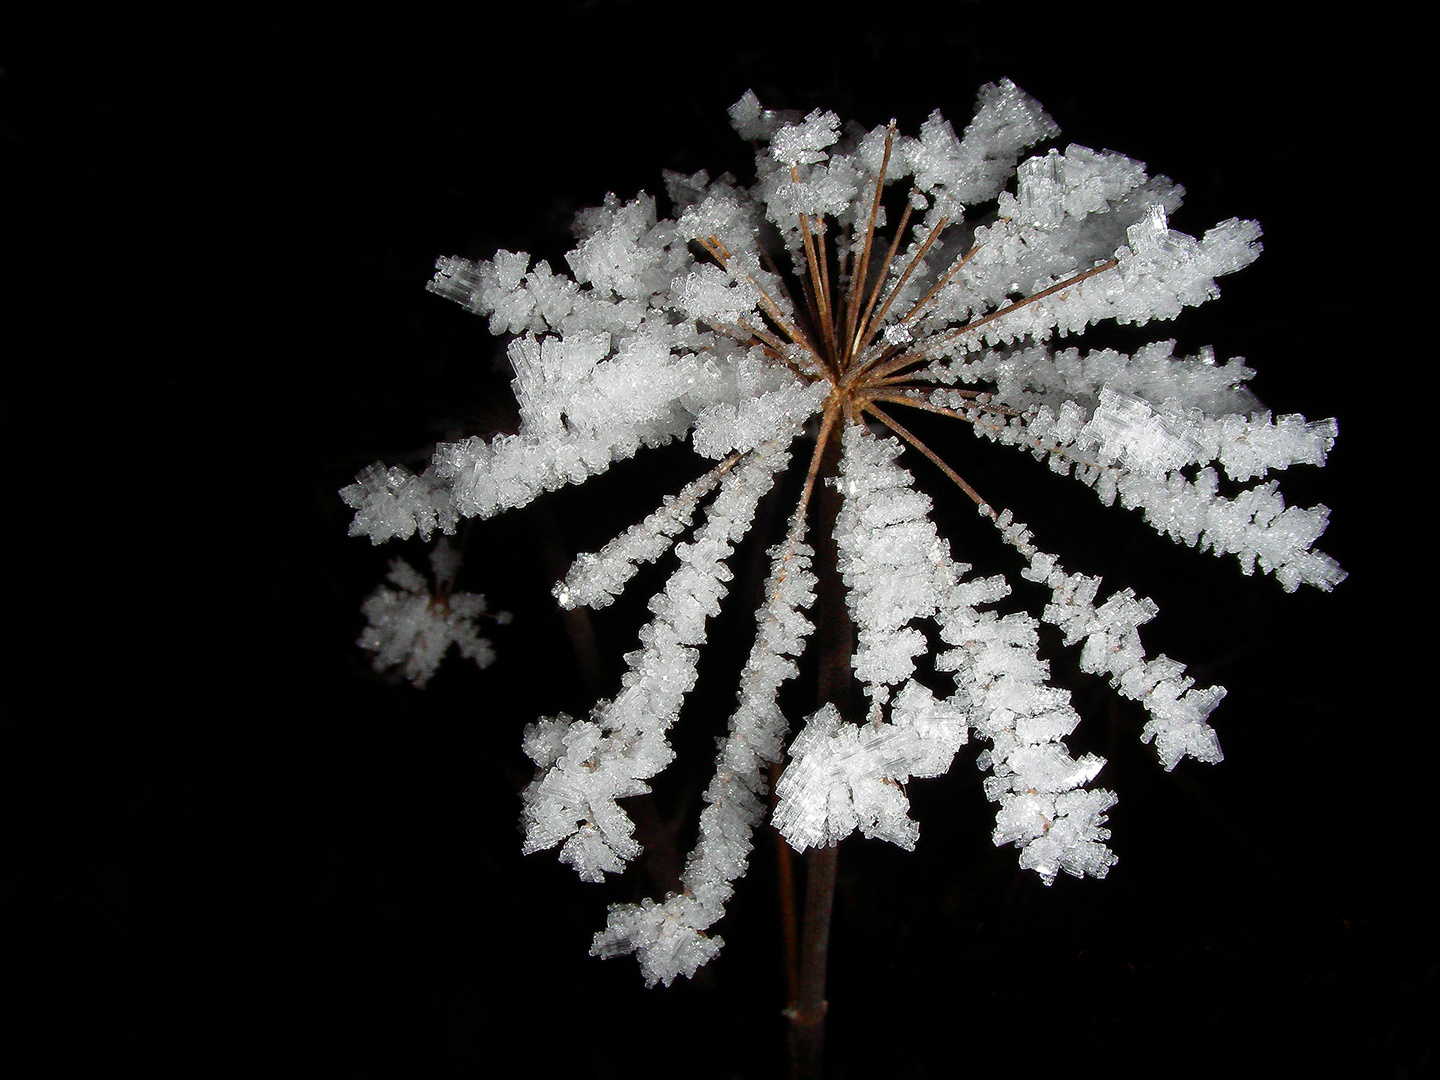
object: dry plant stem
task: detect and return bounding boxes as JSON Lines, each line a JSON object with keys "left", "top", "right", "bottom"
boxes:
{"left": 772, "top": 404, "right": 839, "bottom": 1016}
{"left": 772, "top": 768, "right": 801, "bottom": 1005}
{"left": 868, "top": 389, "right": 1123, "bottom": 483}
{"left": 897, "top": 241, "right": 980, "bottom": 326}
{"left": 762, "top": 158, "right": 1118, "bottom": 1075}
{"left": 789, "top": 843, "right": 838, "bottom": 1080}
{"left": 787, "top": 419, "right": 852, "bottom": 1080}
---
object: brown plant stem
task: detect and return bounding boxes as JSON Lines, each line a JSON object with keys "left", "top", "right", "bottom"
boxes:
{"left": 789, "top": 843, "right": 838, "bottom": 1080}
{"left": 772, "top": 786, "right": 800, "bottom": 1006}
{"left": 786, "top": 420, "right": 854, "bottom": 1080}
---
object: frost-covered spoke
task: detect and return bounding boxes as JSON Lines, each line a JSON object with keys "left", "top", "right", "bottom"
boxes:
{"left": 591, "top": 506, "right": 819, "bottom": 986}
{"left": 520, "top": 439, "right": 794, "bottom": 882}
{"left": 994, "top": 508, "right": 1226, "bottom": 769}
{"left": 939, "top": 584, "right": 1117, "bottom": 883}
{"left": 554, "top": 451, "right": 743, "bottom": 610}
{"left": 833, "top": 423, "right": 961, "bottom": 703}
{"left": 917, "top": 350, "right": 1343, "bottom": 591}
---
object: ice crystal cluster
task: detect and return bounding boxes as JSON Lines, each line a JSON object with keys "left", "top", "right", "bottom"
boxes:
{"left": 356, "top": 540, "right": 509, "bottom": 687}
{"left": 343, "top": 83, "right": 1342, "bottom": 987}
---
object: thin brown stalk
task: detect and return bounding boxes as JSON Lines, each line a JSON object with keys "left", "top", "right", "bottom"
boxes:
{"left": 788, "top": 844, "right": 837, "bottom": 1080}
{"left": 864, "top": 387, "right": 1022, "bottom": 419}
{"left": 696, "top": 235, "right": 731, "bottom": 268}
{"left": 788, "top": 165, "right": 840, "bottom": 371}
{"left": 864, "top": 257, "right": 1119, "bottom": 385}
{"left": 850, "top": 212, "right": 949, "bottom": 363}
{"left": 870, "top": 390, "right": 1125, "bottom": 479}
{"left": 698, "top": 317, "right": 813, "bottom": 382}
{"left": 897, "top": 240, "right": 980, "bottom": 325}
{"left": 751, "top": 280, "right": 823, "bottom": 361}
{"left": 786, "top": 407, "right": 853, "bottom": 1080}
{"left": 862, "top": 402, "right": 992, "bottom": 512}
{"left": 760, "top": 244, "right": 810, "bottom": 331}
{"left": 697, "top": 229, "right": 823, "bottom": 364}
{"left": 759, "top": 416, "right": 838, "bottom": 1024}
{"left": 797, "top": 403, "right": 840, "bottom": 525}
{"left": 848, "top": 198, "right": 914, "bottom": 368}
{"left": 942, "top": 257, "right": 1119, "bottom": 340}
{"left": 701, "top": 316, "right": 783, "bottom": 356}
{"left": 754, "top": 270, "right": 823, "bottom": 360}
{"left": 811, "top": 218, "right": 839, "bottom": 364}
{"left": 772, "top": 766, "right": 800, "bottom": 1005}
{"left": 735, "top": 318, "right": 807, "bottom": 368}
{"left": 845, "top": 124, "right": 895, "bottom": 351}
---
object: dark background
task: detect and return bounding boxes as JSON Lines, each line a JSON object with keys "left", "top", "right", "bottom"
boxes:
{"left": 2, "top": 4, "right": 1419, "bottom": 1077}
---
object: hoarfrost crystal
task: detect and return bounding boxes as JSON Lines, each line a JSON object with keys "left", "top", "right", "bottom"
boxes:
{"left": 344, "top": 82, "right": 1343, "bottom": 985}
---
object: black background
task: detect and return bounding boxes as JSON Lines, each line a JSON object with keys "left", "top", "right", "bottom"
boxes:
{"left": 2, "top": 4, "right": 1420, "bottom": 1077}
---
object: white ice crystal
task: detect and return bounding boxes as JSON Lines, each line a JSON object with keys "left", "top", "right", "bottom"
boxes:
{"left": 357, "top": 541, "right": 508, "bottom": 688}
{"left": 346, "top": 82, "right": 1343, "bottom": 983}
{"left": 773, "top": 691, "right": 967, "bottom": 854}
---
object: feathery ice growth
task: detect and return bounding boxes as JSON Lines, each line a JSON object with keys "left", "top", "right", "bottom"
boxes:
{"left": 342, "top": 82, "right": 1343, "bottom": 987}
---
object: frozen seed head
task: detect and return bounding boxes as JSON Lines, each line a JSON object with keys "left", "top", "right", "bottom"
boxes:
{"left": 344, "top": 82, "right": 1342, "bottom": 987}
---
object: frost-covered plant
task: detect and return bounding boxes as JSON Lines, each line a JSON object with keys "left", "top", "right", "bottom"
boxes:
{"left": 342, "top": 83, "right": 1341, "bottom": 990}
{"left": 357, "top": 539, "right": 509, "bottom": 687}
